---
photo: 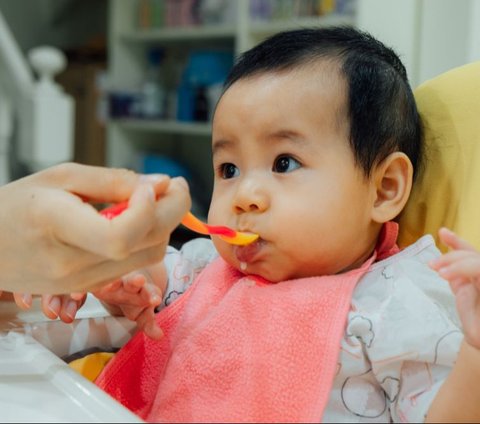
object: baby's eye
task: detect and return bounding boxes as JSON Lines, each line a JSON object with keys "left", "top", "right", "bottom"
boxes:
{"left": 273, "top": 155, "right": 301, "bottom": 173}
{"left": 219, "top": 163, "right": 239, "bottom": 179}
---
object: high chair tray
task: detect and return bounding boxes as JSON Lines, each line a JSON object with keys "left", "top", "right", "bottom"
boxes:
{"left": 0, "top": 331, "right": 142, "bottom": 423}
{"left": 0, "top": 295, "right": 141, "bottom": 423}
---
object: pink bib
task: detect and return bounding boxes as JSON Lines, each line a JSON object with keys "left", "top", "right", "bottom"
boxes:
{"left": 96, "top": 223, "right": 399, "bottom": 423}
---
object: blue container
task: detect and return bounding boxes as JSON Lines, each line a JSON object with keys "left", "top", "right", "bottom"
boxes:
{"left": 177, "top": 50, "right": 233, "bottom": 122}
{"left": 140, "top": 154, "right": 192, "bottom": 181}
{"left": 176, "top": 83, "right": 195, "bottom": 122}
{"left": 184, "top": 50, "right": 233, "bottom": 86}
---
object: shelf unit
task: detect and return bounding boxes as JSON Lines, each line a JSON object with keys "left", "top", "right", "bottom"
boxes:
{"left": 120, "top": 15, "right": 354, "bottom": 46}
{"left": 106, "top": 0, "right": 476, "bottom": 243}
{"left": 121, "top": 24, "right": 237, "bottom": 43}
{"left": 115, "top": 118, "right": 211, "bottom": 137}
{"left": 109, "top": 0, "right": 476, "bottom": 195}
{"left": 107, "top": 0, "right": 358, "bottom": 184}
{"left": 111, "top": 14, "right": 355, "bottom": 143}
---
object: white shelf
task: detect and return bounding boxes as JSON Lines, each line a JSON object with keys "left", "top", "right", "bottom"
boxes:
{"left": 249, "top": 14, "right": 356, "bottom": 37}
{"left": 107, "top": 0, "right": 360, "bottom": 173}
{"left": 122, "top": 24, "right": 236, "bottom": 43}
{"left": 113, "top": 118, "right": 211, "bottom": 137}
{"left": 121, "top": 15, "right": 355, "bottom": 43}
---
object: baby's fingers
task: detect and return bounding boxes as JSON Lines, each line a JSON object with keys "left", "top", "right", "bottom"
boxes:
{"left": 430, "top": 249, "right": 474, "bottom": 270}
{"left": 102, "top": 279, "right": 124, "bottom": 293}
{"left": 438, "top": 227, "right": 477, "bottom": 252}
{"left": 120, "top": 285, "right": 162, "bottom": 320}
{"left": 93, "top": 279, "right": 125, "bottom": 299}
{"left": 433, "top": 252, "right": 480, "bottom": 282}
{"left": 121, "top": 272, "right": 162, "bottom": 305}
{"left": 139, "top": 280, "right": 162, "bottom": 307}
{"left": 136, "top": 307, "right": 163, "bottom": 340}
{"left": 122, "top": 273, "right": 147, "bottom": 293}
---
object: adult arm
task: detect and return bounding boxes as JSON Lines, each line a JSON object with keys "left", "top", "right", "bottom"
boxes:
{"left": 0, "top": 162, "right": 190, "bottom": 295}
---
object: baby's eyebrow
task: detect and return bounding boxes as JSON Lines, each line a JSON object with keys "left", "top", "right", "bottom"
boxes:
{"left": 212, "top": 130, "right": 308, "bottom": 157}
{"left": 266, "top": 130, "right": 307, "bottom": 146}
{"left": 212, "top": 139, "right": 233, "bottom": 156}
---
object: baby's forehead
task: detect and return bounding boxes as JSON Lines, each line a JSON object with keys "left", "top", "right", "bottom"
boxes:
{"left": 226, "top": 59, "right": 348, "bottom": 106}
{"left": 239, "top": 57, "right": 344, "bottom": 86}
{"left": 221, "top": 60, "right": 349, "bottom": 125}
{"left": 213, "top": 61, "right": 351, "bottom": 144}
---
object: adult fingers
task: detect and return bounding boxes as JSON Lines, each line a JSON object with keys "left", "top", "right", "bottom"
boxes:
{"left": 40, "top": 162, "right": 170, "bottom": 203}
{"left": 36, "top": 235, "right": 172, "bottom": 295}
{"left": 63, "top": 176, "right": 188, "bottom": 261}
{"left": 41, "top": 295, "right": 61, "bottom": 319}
{"left": 58, "top": 295, "right": 86, "bottom": 323}
{"left": 41, "top": 294, "right": 85, "bottom": 323}
{"left": 78, "top": 244, "right": 166, "bottom": 293}
{"left": 70, "top": 292, "right": 86, "bottom": 301}
{"left": 50, "top": 182, "right": 158, "bottom": 260}
{"left": 13, "top": 293, "right": 33, "bottom": 310}
{"left": 112, "top": 177, "right": 192, "bottom": 254}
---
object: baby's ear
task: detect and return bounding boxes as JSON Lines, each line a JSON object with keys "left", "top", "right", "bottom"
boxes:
{"left": 370, "top": 152, "right": 413, "bottom": 224}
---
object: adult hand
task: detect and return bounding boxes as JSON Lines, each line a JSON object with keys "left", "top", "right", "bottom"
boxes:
{"left": 0, "top": 162, "right": 190, "bottom": 295}
{"left": 13, "top": 292, "right": 87, "bottom": 324}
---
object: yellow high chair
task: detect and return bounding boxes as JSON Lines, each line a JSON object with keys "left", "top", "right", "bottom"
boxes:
{"left": 66, "top": 62, "right": 480, "bottom": 387}
{"left": 398, "top": 61, "right": 480, "bottom": 251}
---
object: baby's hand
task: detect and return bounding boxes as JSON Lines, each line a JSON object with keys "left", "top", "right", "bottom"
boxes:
{"left": 429, "top": 227, "right": 480, "bottom": 348}
{"left": 92, "top": 271, "right": 164, "bottom": 340}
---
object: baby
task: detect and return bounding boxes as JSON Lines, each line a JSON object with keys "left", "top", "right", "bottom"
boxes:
{"left": 92, "top": 27, "right": 478, "bottom": 422}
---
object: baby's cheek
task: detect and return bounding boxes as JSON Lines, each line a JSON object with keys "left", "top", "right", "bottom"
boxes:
{"left": 212, "top": 239, "right": 238, "bottom": 268}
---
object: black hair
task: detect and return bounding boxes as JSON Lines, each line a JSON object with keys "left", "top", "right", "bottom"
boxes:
{"left": 223, "top": 26, "right": 423, "bottom": 179}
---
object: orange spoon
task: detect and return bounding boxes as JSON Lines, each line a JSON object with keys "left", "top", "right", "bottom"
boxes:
{"left": 99, "top": 201, "right": 259, "bottom": 246}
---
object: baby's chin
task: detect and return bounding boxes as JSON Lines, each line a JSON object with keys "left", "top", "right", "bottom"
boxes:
{"left": 231, "top": 260, "right": 339, "bottom": 282}
{"left": 215, "top": 242, "right": 327, "bottom": 282}
{"left": 228, "top": 259, "right": 293, "bottom": 283}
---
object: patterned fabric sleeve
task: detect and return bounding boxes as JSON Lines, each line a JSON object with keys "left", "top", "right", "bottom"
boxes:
{"left": 159, "top": 237, "right": 219, "bottom": 310}
{"left": 327, "top": 238, "right": 463, "bottom": 422}
{"left": 350, "top": 243, "right": 463, "bottom": 423}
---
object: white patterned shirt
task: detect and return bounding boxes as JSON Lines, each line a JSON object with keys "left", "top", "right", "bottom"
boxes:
{"left": 160, "top": 235, "right": 461, "bottom": 422}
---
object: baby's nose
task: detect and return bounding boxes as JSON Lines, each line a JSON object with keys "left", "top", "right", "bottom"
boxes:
{"left": 233, "top": 177, "right": 269, "bottom": 214}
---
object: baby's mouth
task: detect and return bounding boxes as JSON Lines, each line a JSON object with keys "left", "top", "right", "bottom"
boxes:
{"left": 234, "top": 239, "right": 263, "bottom": 264}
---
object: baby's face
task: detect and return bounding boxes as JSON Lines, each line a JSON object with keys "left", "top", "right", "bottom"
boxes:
{"left": 209, "top": 63, "right": 380, "bottom": 282}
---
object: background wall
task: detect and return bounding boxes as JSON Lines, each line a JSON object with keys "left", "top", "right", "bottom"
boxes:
{"left": 1, "top": 0, "right": 479, "bottom": 182}
{"left": 0, "top": 0, "right": 107, "bottom": 53}
{"left": 0, "top": 0, "right": 108, "bottom": 177}
{"left": 2, "top": 0, "right": 478, "bottom": 86}
{"left": 356, "top": 0, "right": 479, "bottom": 88}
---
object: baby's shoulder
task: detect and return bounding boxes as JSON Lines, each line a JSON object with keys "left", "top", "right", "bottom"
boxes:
{"left": 358, "top": 234, "right": 442, "bottom": 291}
{"left": 352, "top": 234, "right": 459, "bottom": 325}
{"left": 165, "top": 237, "right": 218, "bottom": 264}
